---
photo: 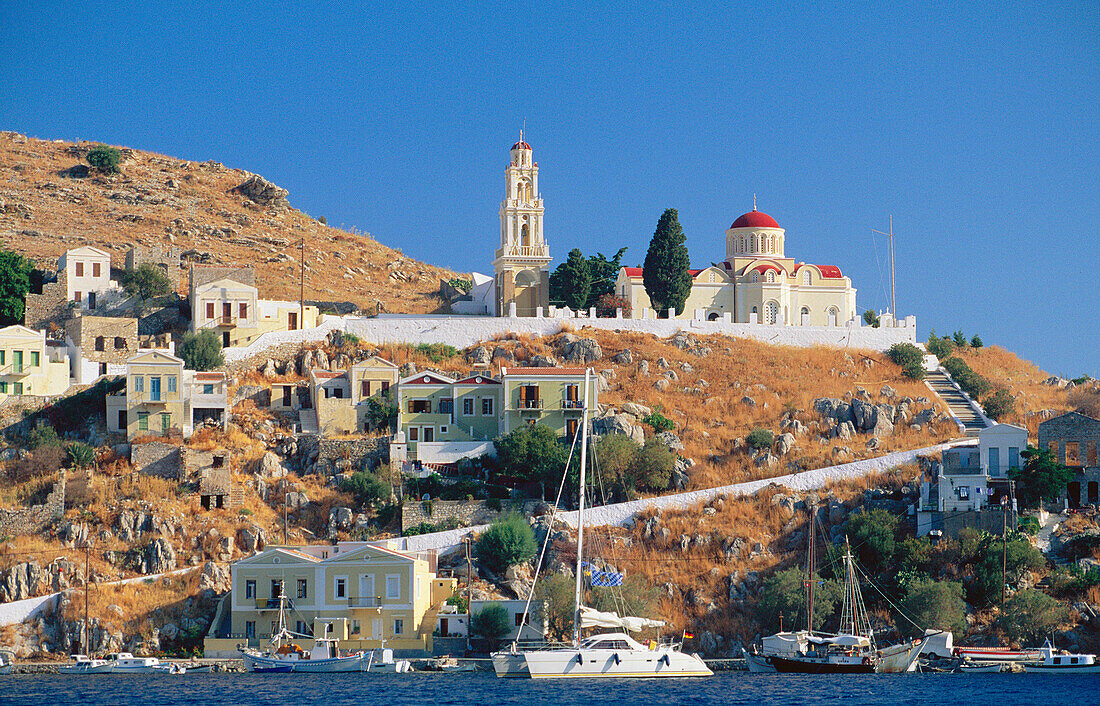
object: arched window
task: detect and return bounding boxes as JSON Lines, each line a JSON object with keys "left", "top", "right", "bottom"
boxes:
{"left": 521, "top": 223, "right": 530, "bottom": 247}
{"left": 827, "top": 306, "right": 839, "bottom": 326}
{"left": 750, "top": 271, "right": 759, "bottom": 283}
{"left": 765, "top": 270, "right": 775, "bottom": 283}
{"left": 738, "top": 236, "right": 744, "bottom": 253}
{"left": 751, "top": 235, "right": 757, "bottom": 251}
{"left": 765, "top": 300, "right": 779, "bottom": 325}
{"left": 803, "top": 270, "right": 812, "bottom": 285}
{"left": 766, "top": 235, "right": 773, "bottom": 253}
{"left": 800, "top": 306, "right": 810, "bottom": 315}
{"left": 708, "top": 312, "right": 719, "bottom": 321}
{"left": 751, "top": 306, "right": 758, "bottom": 314}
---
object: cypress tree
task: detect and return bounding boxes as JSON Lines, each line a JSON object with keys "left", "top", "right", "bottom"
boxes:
{"left": 549, "top": 248, "right": 591, "bottom": 310}
{"left": 642, "top": 208, "right": 692, "bottom": 317}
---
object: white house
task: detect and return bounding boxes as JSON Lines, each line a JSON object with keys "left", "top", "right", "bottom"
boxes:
{"left": 58, "top": 246, "right": 120, "bottom": 311}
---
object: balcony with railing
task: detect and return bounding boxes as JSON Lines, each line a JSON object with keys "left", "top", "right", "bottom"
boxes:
{"left": 504, "top": 244, "right": 550, "bottom": 259}
{"left": 561, "top": 399, "right": 584, "bottom": 411}
{"left": 348, "top": 596, "right": 382, "bottom": 608}
{"left": 0, "top": 364, "right": 32, "bottom": 376}
{"left": 254, "top": 598, "right": 294, "bottom": 610}
{"left": 518, "top": 398, "right": 543, "bottom": 411}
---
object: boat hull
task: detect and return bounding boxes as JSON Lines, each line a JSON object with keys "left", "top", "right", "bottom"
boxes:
{"left": 491, "top": 652, "right": 530, "bottom": 678}
{"left": 521, "top": 648, "right": 713, "bottom": 679}
{"left": 1021, "top": 663, "right": 1100, "bottom": 674}
{"left": 770, "top": 656, "right": 875, "bottom": 674}
{"left": 956, "top": 648, "right": 1040, "bottom": 663}
{"left": 744, "top": 652, "right": 777, "bottom": 673}
{"left": 242, "top": 650, "right": 364, "bottom": 673}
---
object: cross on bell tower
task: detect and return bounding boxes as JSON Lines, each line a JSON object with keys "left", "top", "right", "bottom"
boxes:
{"left": 493, "top": 134, "right": 551, "bottom": 317}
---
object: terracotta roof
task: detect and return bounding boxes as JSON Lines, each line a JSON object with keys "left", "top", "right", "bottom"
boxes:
{"left": 752, "top": 264, "right": 784, "bottom": 275}
{"left": 194, "top": 372, "right": 225, "bottom": 380}
{"left": 731, "top": 209, "right": 780, "bottom": 229}
{"left": 793, "top": 263, "right": 844, "bottom": 279}
{"left": 453, "top": 374, "right": 501, "bottom": 385}
{"left": 504, "top": 367, "right": 587, "bottom": 375}
{"left": 312, "top": 370, "right": 344, "bottom": 380}
{"left": 511, "top": 140, "right": 532, "bottom": 150}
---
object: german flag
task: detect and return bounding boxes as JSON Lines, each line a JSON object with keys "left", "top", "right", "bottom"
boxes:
{"left": 683, "top": 631, "right": 695, "bottom": 639}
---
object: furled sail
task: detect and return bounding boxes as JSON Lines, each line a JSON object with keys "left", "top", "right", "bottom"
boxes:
{"left": 579, "top": 606, "right": 665, "bottom": 632}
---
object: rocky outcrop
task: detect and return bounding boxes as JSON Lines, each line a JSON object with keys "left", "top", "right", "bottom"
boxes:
{"left": 562, "top": 337, "right": 603, "bottom": 364}
{"left": 143, "top": 538, "right": 177, "bottom": 574}
{"left": 466, "top": 346, "right": 491, "bottom": 365}
{"left": 232, "top": 175, "right": 289, "bottom": 207}
{"left": 592, "top": 413, "right": 645, "bottom": 445}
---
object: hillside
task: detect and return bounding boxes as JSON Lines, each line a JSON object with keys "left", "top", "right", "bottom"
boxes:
{"left": 0, "top": 131, "right": 455, "bottom": 312}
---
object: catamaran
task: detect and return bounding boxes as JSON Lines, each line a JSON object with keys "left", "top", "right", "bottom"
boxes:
{"left": 492, "top": 369, "right": 712, "bottom": 679}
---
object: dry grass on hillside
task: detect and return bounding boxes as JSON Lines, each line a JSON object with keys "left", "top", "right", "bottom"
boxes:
{"left": 61, "top": 567, "right": 203, "bottom": 635}
{"left": 0, "top": 131, "right": 456, "bottom": 313}
{"left": 953, "top": 345, "right": 1075, "bottom": 435}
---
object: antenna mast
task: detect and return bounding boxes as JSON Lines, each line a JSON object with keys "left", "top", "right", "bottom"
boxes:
{"left": 872, "top": 216, "right": 896, "bottom": 316}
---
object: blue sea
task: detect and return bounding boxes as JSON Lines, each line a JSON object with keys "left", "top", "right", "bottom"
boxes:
{"left": 3, "top": 671, "right": 1097, "bottom": 705}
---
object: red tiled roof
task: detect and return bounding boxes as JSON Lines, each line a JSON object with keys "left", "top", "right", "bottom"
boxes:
{"left": 512, "top": 141, "right": 531, "bottom": 150}
{"left": 312, "top": 370, "right": 344, "bottom": 380}
{"left": 753, "top": 264, "right": 784, "bottom": 275}
{"left": 731, "top": 209, "right": 780, "bottom": 229}
{"left": 504, "top": 367, "right": 587, "bottom": 375}
{"left": 453, "top": 375, "right": 501, "bottom": 385}
{"left": 793, "top": 263, "right": 844, "bottom": 279}
{"left": 194, "top": 372, "right": 225, "bottom": 380}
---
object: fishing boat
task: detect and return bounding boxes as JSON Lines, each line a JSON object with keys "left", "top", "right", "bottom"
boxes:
{"left": 103, "top": 652, "right": 186, "bottom": 674}
{"left": 492, "top": 370, "right": 712, "bottom": 679}
{"left": 954, "top": 646, "right": 1041, "bottom": 663}
{"left": 958, "top": 661, "right": 1004, "bottom": 673}
{"left": 1021, "top": 641, "right": 1100, "bottom": 674}
{"left": 58, "top": 654, "right": 113, "bottom": 675}
{"left": 253, "top": 663, "right": 293, "bottom": 673}
{"left": 238, "top": 585, "right": 365, "bottom": 673}
{"left": 363, "top": 647, "right": 412, "bottom": 673}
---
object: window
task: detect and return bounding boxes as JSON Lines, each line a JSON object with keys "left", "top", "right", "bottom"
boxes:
{"left": 12, "top": 351, "right": 22, "bottom": 373}
{"left": 423, "top": 427, "right": 434, "bottom": 442}
{"left": 409, "top": 400, "right": 431, "bottom": 413}
{"left": 114, "top": 336, "right": 126, "bottom": 350}
{"left": 167, "top": 376, "right": 176, "bottom": 394}
{"left": 203, "top": 384, "right": 214, "bottom": 394}
{"left": 381, "top": 381, "right": 390, "bottom": 394}
{"left": 439, "top": 398, "right": 454, "bottom": 414}
{"left": 239, "top": 302, "right": 248, "bottom": 319}
{"left": 134, "top": 374, "right": 143, "bottom": 392}
{"left": 566, "top": 384, "right": 579, "bottom": 402}
{"left": 362, "top": 380, "right": 371, "bottom": 397}
{"left": 1067, "top": 442, "right": 1081, "bottom": 467}
{"left": 519, "top": 385, "right": 540, "bottom": 408}
{"left": 95, "top": 336, "right": 105, "bottom": 352}
{"left": 765, "top": 270, "right": 775, "bottom": 283}
{"left": 0, "top": 351, "right": 4, "bottom": 365}
{"left": 150, "top": 376, "right": 161, "bottom": 400}
{"left": 335, "top": 577, "right": 346, "bottom": 599}
{"left": 1008, "top": 446, "right": 1020, "bottom": 470}
{"left": 13, "top": 383, "right": 22, "bottom": 395}
{"left": 463, "top": 398, "right": 474, "bottom": 416}
{"left": 957, "top": 486, "right": 970, "bottom": 500}
{"left": 332, "top": 387, "right": 344, "bottom": 399}
{"left": 245, "top": 580, "right": 256, "bottom": 599}
{"left": 75, "top": 291, "right": 82, "bottom": 303}
{"left": 350, "top": 619, "right": 361, "bottom": 636}
{"left": 205, "top": 302, "right": 215, "bottom": 320}
{"left": 393, "top": 619, "right": 403, "bottom": 635}
{"left": 0, "top": 382, "right": 7, "bottom": 393}
{"left": 439, "top": 425, "right": 448, "bottom": 435}
{"left": 297, "top": 579, "right": 308, "bottom": 599}
{"left": 750, "top": 272, "right": 759, "bottom": 283}
{"left": 386, "top": 575, "right": 400, "bottom": 599}
{"left": 515, "top": 612, "right": 530, "bottom": 627}
{"left": 765, "top": 300, "right": 779, "bottom": 325}
{"left": 481, "top": 397, "right": 494, "bottom": 415}
{"left": 92, "top": 262, "right": 100, "bottom": 277}
{"left": 245, "top": 621, "right": 255, "bottom": 638}
{"left": 160, "top": 413, "right": 171, "bottom": 433}
{"left": 566, "top": 419, "right": 579, "bottom": 439}
{"left": 30, "top": 351, "right": 39, "bottom": 367}
{"left": 295, "top": 620, "right": 310, "bottom": 635}
{"left": 271, "top": 580, "right": 283, "bottom": 599}
{"left": 408, "top": 427, "right": 418, "bottom": 441}
{"left": 138, "top": 412, "right": 149, "bottom": 431}
{"left": 76, "top": 262, "right": 84, "bottom": 277}
{"left": 803, "top": 270, "right": 812, "bottom": 285}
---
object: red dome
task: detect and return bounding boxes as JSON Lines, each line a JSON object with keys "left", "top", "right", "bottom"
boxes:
{"left": 511, "top": 141, "right": 531, "bottom": 150}
{"left": 731, "top": 209, "right": 780, "bottom": 229}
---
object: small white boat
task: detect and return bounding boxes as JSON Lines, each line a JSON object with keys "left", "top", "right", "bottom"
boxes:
{"left": 955, "top": 646, "right": 1041, "bottom": 663}
{"left": 58, "top": 654, "right": 115, "bottom": 675}
{"left": 105, "top": 652, "right": 186, "bottom": 674}
{"left": 241, "top": 637, "right": 364, "bottom": 673}
{"left": 0, "top": 651, "right": 13, "bottom": 675}
{"left": 1021, "top": 641, "right": 1100, "bottom": 674}
{"left": 364, "top": 648, "right": 412, "bottom": 673}
{"left": 959, "top": 662, "right": 1003, "bottom": 673}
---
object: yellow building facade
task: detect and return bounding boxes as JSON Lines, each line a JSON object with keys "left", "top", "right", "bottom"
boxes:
{"left": 0, "top": 325, "right": 70, "bottom": 398}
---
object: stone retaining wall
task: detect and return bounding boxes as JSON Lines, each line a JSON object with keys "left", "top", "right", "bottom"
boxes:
{"left": 130, "top": 441, "right": 184, "bottom": 479}
{"left": 300, "top": 435, "right": 389, "bottom": 476}
{"left": 401, "top": 499, "right": 503, "bottom": 531}
{"left": 0, "top": 475, "right": 65, "bottom": 537}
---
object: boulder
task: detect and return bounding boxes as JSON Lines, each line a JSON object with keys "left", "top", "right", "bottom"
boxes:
{"left": 466, "top": 346, "right": 491, "bottom": 365}
{"left": 492, "top": 347, "right": 515, "bottom": 364}
{"left": 850, "top": 398, "right": 878, "bottom": 431}
{"left": 654, "top": 378, "right": 670, "bottom": 392}
{"left": 741, "top": 396, "right": 756, "bottom": 406}
{"left": 199, "top": 561, "right": 231, "bottom": 592}
{"left": 655, "top": 431, "right": 684, "bottom": 451}
{"left": 563, "top": 338, "right": 602, "bottom": 364}
{"left": 657, "top": 357, "right": 670, "bottom": 369}
{"left": 285, "top": 490, "right": 310, "bottom": 510}
{"left": 257, "top": 452, "right": 287, "bottom": 478}
{"left": 592, "top": 414, "right": 645, "bottom": 445}
{"left": 612, "top": 349, "right": 633, "bottom": 365}
{"left": 529, "top": 354, "right": 558, "bottom": 368}
{"left": 637, "top": 360, "right": 650, "bottom": 375}
{"left": 261, "top": 359, "right": 278, "bottom": 380}
{"left": 144, "top": 538, "right": 177, "bottom": 574}
{"left": 237, "top": 524, "right": 267, "bottom": 554}
{"left": 621, "top": 402, "right": 652, "bottom": 418}
{"left": 232, "top": 175, "right": 289, "bottom": 207}
{"left": 775, "top": 432, "right": 796, "bottom": 456}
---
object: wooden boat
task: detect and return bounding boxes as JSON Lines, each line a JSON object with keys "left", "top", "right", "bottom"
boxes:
{"left": 253, "top": 664, "right": 293, "bottom": 673}
{"left": 959, "top": 662, "right": 1003, "bottom": 673}
{"left": 1021, "top": 641, "right": 1100, "bottom": 674}
{"left": 955, "top": 646, "right": 1041, "bottom": 663}
{"left": 238, "top": 587, "right": 365, "bottom": 673}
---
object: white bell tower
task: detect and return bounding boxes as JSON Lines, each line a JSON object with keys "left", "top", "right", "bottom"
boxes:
{"left": 493, "top": 133, "right": 551, "bottom": 317}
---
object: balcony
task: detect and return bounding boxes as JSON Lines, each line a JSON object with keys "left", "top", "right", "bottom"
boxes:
{"left": 255, "top": 598, "right": 294, "bottom": 610}
{"left": 561, "top": 400, "right": 584, "bottom": 411}
{"left": 0, "top": 365, "right": 32, "bottom": 377}
{"left": 348, "top": 596, "right": 382, "bottom": 608}
{"left": 132, "top": 392, "right": 169, "bottom": 405}
{"left": 505, "top": 244, "right": 549, "bottom": 259}
{"left": 518, "top": 399, "right": 543, "bottom": 410}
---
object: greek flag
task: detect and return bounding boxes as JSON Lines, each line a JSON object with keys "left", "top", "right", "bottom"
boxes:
{"left": 582, "top": 561, "right": 624, "bottom": 587}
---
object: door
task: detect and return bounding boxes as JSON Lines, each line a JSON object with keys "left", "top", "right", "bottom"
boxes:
{"left": 88, "top": 291, "right": 96, "bottom": 310}
{"left": 150, "top": 376, "right": 161, "bottom": 401}
{"left": 440, "top": 618, "right": 448, "bottom": 636}
{"left": 222, "top": 302, "right": 232, "bottom": 323}
{"left": 282, "top": 386, "right": 292, "bottom": 407}
{"left": 360, "top": 574, "right": 374, "bottom": 604}
{"left": 222, "top": 331, "right": 230, "bottom": 348}
{"left": 1069, "top": 482, "right": 1081, "bottom": 509}
{"left": 423, "top": 426, "right": 434, "bottom": 442}
{"left": 988, "top": 447, "right": 1000, "bottom": 476}
{"left": 371, "top": 618, "right": 382, "bottom": 640}
{"left": 288, "top": 312, "right": 298, "bottom": 330}
{"left": 118, "top": 410, "right": 126, "bottom": 429}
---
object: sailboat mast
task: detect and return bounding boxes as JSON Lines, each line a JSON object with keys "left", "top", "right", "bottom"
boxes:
{"left": 806, "top": 506, "right": 815, "bottom": 634}
{"left": 572, "top": 369, "right": 591, "bottom": 647}
{"left": 889, "top": 215, "right": 896, "bottom": 317}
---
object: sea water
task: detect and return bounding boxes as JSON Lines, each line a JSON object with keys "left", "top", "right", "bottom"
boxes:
{"left": 3, "top": 671, "right": 1096, "bottom": 706}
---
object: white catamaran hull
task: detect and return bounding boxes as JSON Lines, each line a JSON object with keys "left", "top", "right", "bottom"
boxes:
{"left": 522, "top": 648, "right": 712, "bottom": 679}
{"left": 492, "top": 652, "right": 530, "bottom": 678}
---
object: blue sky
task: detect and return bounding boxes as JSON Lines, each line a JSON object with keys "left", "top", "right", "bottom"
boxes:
{"left": 2, "top": 2, "right": 1097, "bottom": 376}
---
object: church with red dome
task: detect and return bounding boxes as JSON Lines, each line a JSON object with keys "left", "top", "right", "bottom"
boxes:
{"left": 615, "top": 205, "right": 857, "bottom": 325}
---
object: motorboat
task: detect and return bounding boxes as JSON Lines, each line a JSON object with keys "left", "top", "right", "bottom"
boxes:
{"left": 364, "top": 648, "right": 412, "bottom": 673}
{"left": 955, "top": 646, "right": 1041, "bottom": 663}
{"left": 58, "top": 654, "right": 113, "bottom": 675}
{"left": 104, "top": 653, "right": 186, "bottom": 674}
{"left": 1021, "top": 641, "right": 1100, "bottom": 674}
{"left": 959, "top": 662, "right": 1004, "bottom": 673}
{"left": 492, "top": 370, "right": 712, "bottom": 679}
{"left": 253, "top": 663, "right": 293, "bottom": 673}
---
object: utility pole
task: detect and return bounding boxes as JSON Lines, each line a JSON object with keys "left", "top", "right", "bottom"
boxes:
{"left": 872, "top": 216, "right": 896, "bottom": 316}
{"left": 1001, "top": 493, "right": 1009, "bottom": 605}
{"left": 299, "top": 237, "right": 305, "bottom": 330}
{"left": 464, "top": 535, "right": 473, "bottom": 653}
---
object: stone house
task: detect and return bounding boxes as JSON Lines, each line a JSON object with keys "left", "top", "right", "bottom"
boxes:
{"left": 64, "top": 315, "right": 139, "bottom": 383}
{"left": 189, "top": 265, "right": 318, "bottom": 348}
{"left": 1038, "top": 412, "right": 1100, "bottom": 509}
{"left": 126, "top": 245, "right": 183, "bottom": 288}
{"left": 204, "top": 543, "right": 456, "bottom": 658}
{"left": 0, "top": 325, "right": 71, "bottom": 398}
{"left": 105, "top": 350, "right": 228, "bottom": 439}
{"left": 58, "top": 246, "right": 119, "bottom": 311}
{"left": 189, "top": 449, "right": 235, "bottom": 510}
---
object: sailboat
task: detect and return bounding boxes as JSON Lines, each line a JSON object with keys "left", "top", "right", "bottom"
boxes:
{"left": 492, "top": 370, "right": 712, "bottom": 679}
{"left": 238, "top": 581, "right": 366, "bottom": 672}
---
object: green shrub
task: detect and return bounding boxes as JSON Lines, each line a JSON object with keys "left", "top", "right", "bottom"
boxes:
{"left": 862, "top": 309, "right": 880, "bottom": 328}
{"left": 238, "top": 508, "right": 253, "bottom": 516}
{"left": 745, "top": 427, "right": 774, "bottom": 451}
{"left": 445, "top": 594, "right": 468, "bottom": 612}
{"left": 943, "top": 357, "right": 991, "bottom": 400}
{"left": 926, "top": 331, "right": 955, "bottom": 360}
{"left": 342, "top": 332, "right": 361, "bottom": 346}
{"left": 119, "top": 263, "right": 172, "bottom": 302}
{"left": 641, "top": 411, "right": 675, "bottom": 432}
{"left": 414, "top": 343, "right": 459, "bottom": 362}
{"left": 1017, "top": 516, "right": 1040, "bottom": 535}
{"left": 86, "top": 145, "right": 121, "bottom": 174}
{"left": 634, "top": 437, "right": 675, "bottom": 490}
{"left": 178, "top": 330, "right": 224, "bottom": 371}
{"left": 475, "top": 512, "right": 536, "bottom": 573}
{"left": 899, "top": 579, "right": 968, "bottom": 638}
{"left": 486, "top": 497, "right": 503, "bottom": 511}
{"left": 65, "top": 442, "right": 96, "bottom": 469}
{"left": 970, "top": 335, "right": 983, "bottom": 349}
{"left": 952, "top": 330, "right": 968, "bottom": 347}
{"left": 341, "top": 471, "right": 389, "bottom": 507}
{"left": 27, "top": 424, "right": 61, "bottom": 449}
{"left": 470, "top": 602, "right": 511, "bottom": 644}
{"left": 847, "top": 508, "right": 900, "bottom": 574}
{"left": 983, "top": 387, "right": 1015, "bottom": 421}
{"left": 995, "top": 589, "right": 1069, "bottom": 644}
{"left": 493, "top": 423, "right": 567, "bottom": 490}
{"left": 887, "top": 342, "right": 926, "bottom": 380}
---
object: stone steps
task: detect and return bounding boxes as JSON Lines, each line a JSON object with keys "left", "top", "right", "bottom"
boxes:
{"left": 925, "top": 370, "right": 987, "bottom": 436}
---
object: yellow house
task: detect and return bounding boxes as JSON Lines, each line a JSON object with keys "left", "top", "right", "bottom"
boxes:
{"left": 191, "top": 277, "right": 318, "bottom": 348}
{"left": 309, "top": 356, "right": 400, "bottom": 436}
{"left": 105, "top": 350, "right": 228, "bottom": 439}
{"left": 203, "top": 543, "right": 457, "bottom": 658}
{"left": 0, "top": 325, "right": 71, "bottom": 398}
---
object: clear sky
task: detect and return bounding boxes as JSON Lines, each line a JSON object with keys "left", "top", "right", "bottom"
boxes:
{"left": 2, "top": 2, "right": 1097, "bottom": 377}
